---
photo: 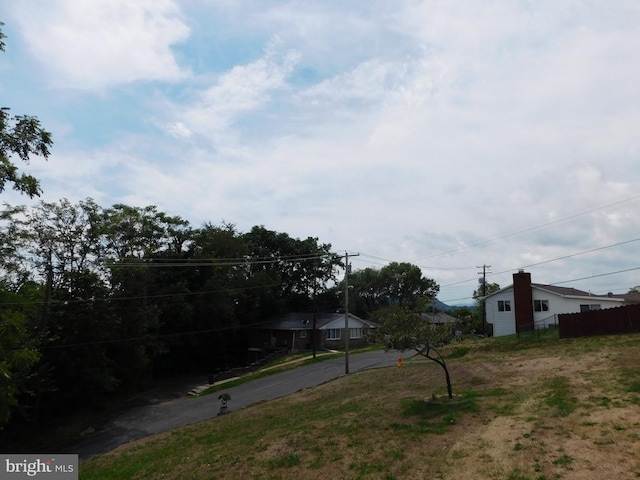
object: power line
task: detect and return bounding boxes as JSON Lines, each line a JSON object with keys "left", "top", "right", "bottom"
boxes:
{"left": 414, "top": 191, "right": 640, "bottom": 261}
{"left": 357, "top": 252, "right": 476, "bottom": 271}
{"left": 107, "top": 252, "right": 331, "bottom": 268}
{"left": 439, "top": 236, "right": 640, "bottom": 290}
{"left": 484, "top": 237, "right": 640, "bottom": 281}
{"left": 550, "top": 267, "right": 640, "bottom": 286}
{"left": 0, "top": 282, "right": 289, "bottom": 306}
{"left": 36, "top": 318, "right": 284, "bottom": 351}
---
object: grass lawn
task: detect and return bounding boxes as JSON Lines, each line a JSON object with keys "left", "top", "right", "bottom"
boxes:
{"left": 80, "top": 332, "right": 640, "bottom": 479}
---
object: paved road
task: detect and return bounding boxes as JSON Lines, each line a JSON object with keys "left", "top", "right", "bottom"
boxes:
{"left": 70, "top": 350, "right": 402, "bottom": 461}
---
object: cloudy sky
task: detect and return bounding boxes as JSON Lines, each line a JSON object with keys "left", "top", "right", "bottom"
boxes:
{"left": 1, "top": 0, "right": 639, "bottom": 304}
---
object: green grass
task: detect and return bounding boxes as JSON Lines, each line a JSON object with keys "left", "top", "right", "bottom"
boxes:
{"left": 446, "top": 346, "right": 470, "bottom": 359}
{"left": 543, "top": 376, "right": 579, "bottom": 417}
{"left": 197, "top": 351, "right": 346, "bottom": 395}
{"left": 388, "top": 392, "right": 480, "bottom": 437}
{"left": 79, "top": 332, "right": 640, "bottom": 480}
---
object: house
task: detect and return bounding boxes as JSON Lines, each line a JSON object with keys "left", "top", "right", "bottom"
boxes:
{"left": 421, "top": 311, "right": 460, "bottom": 334}
{"left": 484, "top": 270, "right": 640, "bottom": 337}
{"left": 422, "top": 311, "right": 459, "bottom": 326}
{"left": 250, "top": 312, "right": 380, "bottom": 353}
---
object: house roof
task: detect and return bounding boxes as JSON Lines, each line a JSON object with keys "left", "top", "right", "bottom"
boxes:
{"left": 484, "top": 282, "right": 640, "bottom": 303}
{"left": 257, "top": 312, "right": 379, "bottom": 331}
{"left": 420, "top": 312, "right": 459, "bottom": 324}
{"left": 606, "top": 292, "right": 640, "bottom": 302}
{"left": 532, "top": 284, "right": 591, "bottom": 297}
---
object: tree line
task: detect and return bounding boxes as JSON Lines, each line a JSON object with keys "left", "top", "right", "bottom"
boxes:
{"left": 0, "top": 198, "right": 347, "bottom": 429}
{"left": 0, "top": 21, "right": 457, "bottom": 438}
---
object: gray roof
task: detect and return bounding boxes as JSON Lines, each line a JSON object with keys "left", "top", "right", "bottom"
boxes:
{"left": 534, "top": 284, "right": 640, "bottom": 302}
{"left": 485, "top": 282, "right": 640, "bottom": 303}
{"left": 421, "top": 312, "right": 459, "bottom": 324}
{"left": 258, "top": 312, "right": 379, "bottom": 331}
{"left": 532, "top": 284, "right": 591, "bottom": 296}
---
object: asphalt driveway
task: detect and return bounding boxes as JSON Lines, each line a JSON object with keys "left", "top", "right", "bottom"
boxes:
{"left": 70, "top": 350, "right": 402, "bottom": 461}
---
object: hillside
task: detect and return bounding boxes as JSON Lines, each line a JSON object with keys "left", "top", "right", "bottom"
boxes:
{"left": 81, "top": 332, "right": 640, "bottom": 479}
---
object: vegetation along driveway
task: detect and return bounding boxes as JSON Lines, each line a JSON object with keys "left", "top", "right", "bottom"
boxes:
{"left": 70, "top": 349, "right": 401, "bottom": 461}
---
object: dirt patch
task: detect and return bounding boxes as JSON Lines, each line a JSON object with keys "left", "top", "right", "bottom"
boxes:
{"left": 436, "top": 341, "right": 640, "bottom": 479}
{"left": 81, "top": 336, "right": 640, "bottom": 479}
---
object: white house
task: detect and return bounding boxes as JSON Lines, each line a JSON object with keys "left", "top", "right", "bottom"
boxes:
{"left": 485, "top": 270, "right": 640, "bottom": 337}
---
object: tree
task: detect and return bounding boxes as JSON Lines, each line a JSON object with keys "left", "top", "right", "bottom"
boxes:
{"left": 243, "top": 226, "right": 340, "bottom": 315}
{"left": 0, "top": 22, "right": 53, "bottom": 197}
{"left": 369, "top": 305, "right": 454, "bottom": 398}
{"left": 450, "top": 305, "right": 479, "bottom": 335}
{"left": 472, "top": 281, "right": 500, "bottom": 301}
{"left": 473, "top": 281, "right": 500, "bottom": 337}
{"left": 0, "top": 289, "right": 40, "bottom": 427}
{"left": 347, "top": 262, "right": 440, "bottom": 318}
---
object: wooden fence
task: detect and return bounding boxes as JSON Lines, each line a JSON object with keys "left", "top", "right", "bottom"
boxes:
{"left": 558, "top": 303, "right": 640, "bottom": 339}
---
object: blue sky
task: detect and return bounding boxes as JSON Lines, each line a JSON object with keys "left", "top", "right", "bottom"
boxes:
{"left": 1, "top": 0, "right": 640, "bottom": 304}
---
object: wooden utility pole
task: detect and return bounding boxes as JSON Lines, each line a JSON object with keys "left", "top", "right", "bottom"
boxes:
{"left": 344, "top": 251, "right": 359, "bottom": 374}
{"left": 477, "top": 264, "right": 491, "bottom": 337}
{"left": 344, "top": 252, "right": 350, "bottom": 374}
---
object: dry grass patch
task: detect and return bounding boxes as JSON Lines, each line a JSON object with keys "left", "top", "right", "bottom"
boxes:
{"left": 81, "top": 334, "right": 640, "bottom": 479}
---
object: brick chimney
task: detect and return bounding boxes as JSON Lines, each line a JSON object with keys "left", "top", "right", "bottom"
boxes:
{"left": 513, "top": 270, "right": 534, "bottom": 332}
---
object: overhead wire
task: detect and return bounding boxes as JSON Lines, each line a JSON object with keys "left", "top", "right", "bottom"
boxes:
{"left": 36, "top": 317, "right": 292, "bottom": 351}
{"left": 5, "top": 193, "right": 640, "bottom": 313}
{"left": 413, "top": 191, "right": 640, "bottom": 261}
{"left": 107, "top": 252, "right": 331, "bottom": 267}
{"left": 436, "top": 235, "right": 640, "bottom": 297}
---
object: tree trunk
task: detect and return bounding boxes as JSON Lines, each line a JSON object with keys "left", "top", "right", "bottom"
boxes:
{"left": 419, "top": 345, "right": 453, "bottom": 399}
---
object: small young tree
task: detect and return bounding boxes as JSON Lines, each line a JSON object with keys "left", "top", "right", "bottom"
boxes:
{"left": 369, "top": 305, "right": 454, "bottom": 398}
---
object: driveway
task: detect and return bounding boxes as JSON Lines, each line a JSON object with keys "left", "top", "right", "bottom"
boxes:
{"left": 70, "top": 350, "right": 403, "bottom": 461}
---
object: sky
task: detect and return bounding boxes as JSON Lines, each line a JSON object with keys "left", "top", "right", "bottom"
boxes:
{"left": 1, "top": 0, "right": 640, "bottom": 305}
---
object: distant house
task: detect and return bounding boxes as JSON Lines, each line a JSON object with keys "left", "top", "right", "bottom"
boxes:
{"left": 250, "top": 312, "right": 380, "bottom": 353}
{"left": 419, "top": 311, "right": 461, "bottom": 339}
{"left": 484, "top": 270, "right": 640, "bottom": 337}
{"left": 422, "top": 311, "right": 459, "bottom": 326}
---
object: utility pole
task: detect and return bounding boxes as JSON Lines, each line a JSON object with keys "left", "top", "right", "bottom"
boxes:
{"left": 344, "top": 251, "right": 359, "bottom": 374}
{"left": 41, "top": 249, "right": 53, "bottom": 330}
{"left": 477, "top": 264, "right": 491, "bottom": 337}
{"left": 312, "top": 256, "right": 318, "bottom": 359}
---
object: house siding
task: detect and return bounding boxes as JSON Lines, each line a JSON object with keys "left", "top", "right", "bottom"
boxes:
{"left": 487, "top": 290, "right": 516, "bottom": 337}
{"left": 487, "top": 280, "right": 631, "bottom": 337}
{"left": 251, "top": 312, "right": 378, "bottom": 352}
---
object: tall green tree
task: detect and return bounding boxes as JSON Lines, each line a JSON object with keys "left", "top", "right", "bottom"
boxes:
{"left": 0, "top": 289, "right": 41, "bottom": 427}
{"left": 0, "top": 22, "right": 52, "bottom": 197}
{"left": 243, "top": 226, "right": 339, "bottom": 315}
{"left": 472, "top": 281, "right": 499, "bottom": 336}
{"left": 472, "top": 281, "right": 500, "bottom": 301}
{"left": 16, "top": 199, "right": 119, "bottom": 417}
{"left": 347, "top": 262, "right": 439, "bottom": 317}
{"left": 102, "top": 204, "right": 191, "bottom": 381}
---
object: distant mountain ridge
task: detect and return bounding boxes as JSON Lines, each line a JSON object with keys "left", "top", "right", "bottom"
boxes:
{"left": 430, "top": 298, "right": 472, "bottom": 312}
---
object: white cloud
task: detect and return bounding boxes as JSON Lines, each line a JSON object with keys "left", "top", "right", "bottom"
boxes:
{"left": 7, "top": 0, "right": 190, "bottom": 90}
{"left": 5, "top": 0, "right": 640, "bottom": 302}
{"left": 163, "top": 42, "right": 299, "bottom": 142}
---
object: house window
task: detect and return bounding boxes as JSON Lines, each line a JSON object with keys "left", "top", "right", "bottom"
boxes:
{"left": 580, "top": 304, "right": 601, "bottom": 312}
{"left": 327, "top": 328, "right": 341, "bottom": 340}
{"left": 498, "top": 300, "right": 511, "bottom": 312}
{"left": 534, "top": 300, "right": 549, "bottom": 312}
{"left": 350, "top": 328, "right": 362, "bottom": 339}
{"left": 299, "top": 330, "right": 307, "bottom": 338}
